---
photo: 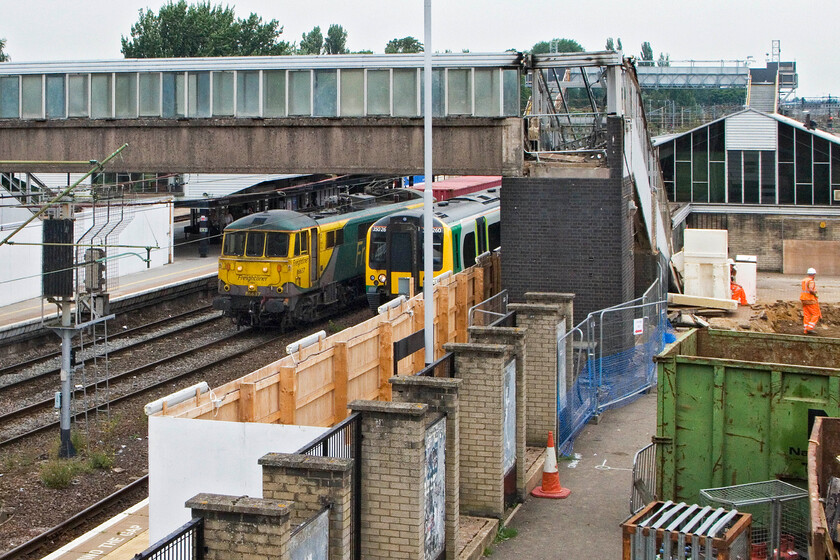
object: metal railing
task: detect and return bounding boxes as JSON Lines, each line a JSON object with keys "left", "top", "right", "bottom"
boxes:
{"left": 295, "top": 413, "right": 362, "bottom": 560}
{"left": 469, "top": 289, "right": 508, "bottom": 327}
{"left": 631, "top": 443, "right": 658, "bottom": 514}
{"left": 556, "top": 275, "right": 671, "bottom": 454}
{"left": 134, "top": 518, "right": 204, "bottom": 560}
{"left": 289, "top": 506, "right": 330, "bottom": 558}
{"left": 415, "top": 352, "right": 455, "bottom": 377}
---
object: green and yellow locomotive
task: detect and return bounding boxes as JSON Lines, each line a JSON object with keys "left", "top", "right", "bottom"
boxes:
{"left": 214, "top": 191, "right": 422, "bottom": 327}
{"left": 365, "top": 187, "right": 501, "bottom": 311}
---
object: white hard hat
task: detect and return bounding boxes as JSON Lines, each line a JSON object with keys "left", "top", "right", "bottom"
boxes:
{"left": 727, "top": 258, "right": 735, "bottom": 266}
{"left": 808, "top": 267, "right": 817, "bottom": 275}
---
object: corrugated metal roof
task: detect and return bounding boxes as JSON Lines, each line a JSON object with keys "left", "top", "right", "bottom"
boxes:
{"left": 180, "top": 174, "right": 303, "bottom": 200}
{"left": 652, "top": 108, "right": 840, "bottom": 147}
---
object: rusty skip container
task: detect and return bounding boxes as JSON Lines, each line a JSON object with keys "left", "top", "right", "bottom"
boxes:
{"left": 655, "top": 328, "right": 840, "bottom": 503}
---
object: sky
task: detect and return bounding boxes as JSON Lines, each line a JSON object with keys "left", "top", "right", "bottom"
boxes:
{"left": 1, "top": 0, "right": 837, "bottom": 97}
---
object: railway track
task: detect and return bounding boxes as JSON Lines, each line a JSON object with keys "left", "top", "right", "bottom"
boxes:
{"left": 0, "top": 477, "right": 149, "bottom": 560}
{"left": 0, "top": 326, "right": 284, "bottom": 449}
{"left": 0, "top": 305, "right": 216, "bottom": 381}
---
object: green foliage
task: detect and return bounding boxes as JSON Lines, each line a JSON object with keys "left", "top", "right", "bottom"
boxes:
{"left": 299, "top": 26, "right": 323, "bottom": 55}
{"left": 120, "top": 1, "right": 291, "bottom": 58}
{"left": 639, "top": 41, "right": 655, "bottom": 66}
{"left": 617, "top": 38, "right": 623, "bottom": 51}
{"left": 70, "top": 430, "right": 88, "bottom": 454}
{"left": 323, "top": 24, "right": 348, "bottom": 54}
{"left": 0, "top": 37, "right": 9, "bottom": 62}
{"left": 89, "top": 451, "right": 115, "bottom": 470}
{"left": 530, "top": 38, "right": 584, "bottom": 54}
{"left": 385, "top": 36, "right": 423, "bottom": 54}
{"left": 327, "top": 320, "right": 345, "bottom": 334}
{"left": 657, "top": 52, "right": 670, "bottom": 67}
{"left": 493, "top": 524, "right": 518, "bottom": 543}
{"left": 605, "top": 37, "right": 614, "bottom": 51}
{"left": 39, "top": 459, "right": 90, "bottom": 489}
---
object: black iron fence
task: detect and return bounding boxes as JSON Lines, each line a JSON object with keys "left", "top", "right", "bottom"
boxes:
{"left": 296, "top": 412, "right": 362, "bottom": 560}
{"left": 134, "top": 518, "right": 204, "bottom": 560}
{"left": 415, "top": 352, "right": 455, "bottom": 378}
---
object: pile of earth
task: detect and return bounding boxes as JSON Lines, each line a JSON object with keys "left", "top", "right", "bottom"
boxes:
{"left": 707, "top": 301, "right": 840, "bottom": 338}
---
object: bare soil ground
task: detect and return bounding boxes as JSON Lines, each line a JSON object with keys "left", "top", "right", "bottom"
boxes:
{"left": 708, "top": 301, "right": 840, "bottom": 338}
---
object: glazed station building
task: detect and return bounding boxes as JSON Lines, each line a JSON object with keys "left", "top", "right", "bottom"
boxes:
{"left": 657, "top": 108, "right": 840, "bottom": 274}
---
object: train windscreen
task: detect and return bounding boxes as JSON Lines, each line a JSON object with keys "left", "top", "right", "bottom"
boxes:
{"left": 389, "top": 232, "right": 413, "bottom": 272}
{"left": 369, "top": 230, "right": 387, "bottom": 269}
{"left": 223, "top": 232, "right": 246, "bottom": 256}
{"left": 265, "top": 232, "right": 290, "bottom": 257}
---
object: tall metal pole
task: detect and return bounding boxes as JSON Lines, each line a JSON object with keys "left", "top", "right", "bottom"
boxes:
{"left": 423, "top": 0, "right": 434, "bottom": 364}
{"left": 59, "top": 200, "right": 75, "bottom": 458}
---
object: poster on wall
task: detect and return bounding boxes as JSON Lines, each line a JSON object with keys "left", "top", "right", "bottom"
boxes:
{"left": 503, "top": 359, "right": 516, "bottom": 475}
{"left": 424, "top": 418, "right": 446, "bottom": 560}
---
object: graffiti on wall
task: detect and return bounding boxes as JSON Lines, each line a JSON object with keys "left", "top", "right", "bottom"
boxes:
{"left": 424, "top": 417, "right": 446, "bottom": 560}
{"left": 503, "top": 358, "right": 516, "bottom": 474}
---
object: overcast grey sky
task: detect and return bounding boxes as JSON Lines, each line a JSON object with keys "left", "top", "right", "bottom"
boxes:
{"left": 1, "top": 0, "right": 837, "bottom": 97}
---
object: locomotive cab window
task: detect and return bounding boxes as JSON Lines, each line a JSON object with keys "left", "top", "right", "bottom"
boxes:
{"left": 223, "top": 232, "right": 246, "bottom": 256}
{"left": 369, "top": 229, "right": 386, "bottom": 269}
{"left": 420, "top": 231, "right": 445, "bottom": 270}
{"left": 265, "top": 232, "right": 290, "bottom": 257}
{"left": 325, "top": 229, "right": 344, "bottom": 249}
{"left": 294, "top": 231, "right": 309, "bottom": 256}
{"left": 245, "top": 232, "right": 265, "bottom": 257}
{"left": 489, "top": 222, "right": 500, "bottom": 251}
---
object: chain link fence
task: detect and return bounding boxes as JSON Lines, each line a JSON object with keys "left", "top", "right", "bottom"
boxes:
{"left": 556, "top": 275, "right": 673, "bottom": 455}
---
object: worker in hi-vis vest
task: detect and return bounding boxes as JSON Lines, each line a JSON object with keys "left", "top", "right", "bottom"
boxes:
{"left": 801, "top": 267, "right": 820, "bottom": 334}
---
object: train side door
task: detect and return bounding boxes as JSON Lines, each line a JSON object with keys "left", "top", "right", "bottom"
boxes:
{"left": 309, "top": 228, "right": 318, "bottom": 286}
{"left": 293, "top": 232, "right": 310, "bottom": 288}
{"left": 476, "top": 217, "right": 488, "bottom": 255}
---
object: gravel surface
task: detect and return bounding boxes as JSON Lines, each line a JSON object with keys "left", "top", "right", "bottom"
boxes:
{"left": 0, "top": 293, "right": 372, "bottom": 557}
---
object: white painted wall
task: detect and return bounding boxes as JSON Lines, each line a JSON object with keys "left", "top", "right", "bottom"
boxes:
{"left": 148, "top": 416, "right": 327, "bottom": 542}
{"left": 0, "top": 216, "right": 43, "bottom": 306}
{"left": 0, "top": 199, "right": 173, "bottom": 307}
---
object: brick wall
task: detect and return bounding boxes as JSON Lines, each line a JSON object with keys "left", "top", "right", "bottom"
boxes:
{"left": 187, "top": 493, "right": 291, "bottom": 560}
{"left": 349, "top": 400, "right": 430, "bottom": 560}
{"left": 259, "top": 454, "right": 353, "bottom": 560}
{"left": 444, "top": 342, "right": 512, "bottom": 517}
{"left": 687, "top": 213, "right": 840, "bottom": 271}
{"left": 501, "top": 117, "right": 634, "bottom": 320}
{"left": 390, "top": 377, "right": 462, "bottom": 560}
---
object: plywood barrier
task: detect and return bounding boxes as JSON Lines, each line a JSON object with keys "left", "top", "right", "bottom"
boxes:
{"left": 159, "top": 255, "right": 502, "bottom": 426}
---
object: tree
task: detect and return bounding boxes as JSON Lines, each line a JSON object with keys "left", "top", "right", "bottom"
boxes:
{"left": 0, "top": 37, "right": 9, "bottom": 62}
{"left": 323, "top": 24, "right": 348, "bottom": 54}
{"left": 657, "top": 52, "right": 670, "bottom": 67}
{"left": 120, "top": 1, "right": 291, "bottom": 58}
{"left": 639, "top": 41, "right": 655, "bottom": 67}
{"left": 530, "top": 38, "right": 584, "bottom": 54}
{"left": 299, "top": 26, "right": 323, "bottom": 54}
{"left": 605, "top": 37, "right": 614, "bottom": 51}
{"left": 385, "top": 37, "right": 423, "bottom": 54}
{"left": 617, "top": 38, "right": 623, "bottom": 51}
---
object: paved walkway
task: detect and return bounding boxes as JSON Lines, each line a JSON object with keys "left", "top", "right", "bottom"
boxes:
{"left": 488, "top": 392, "right": 656, "bottom": 559}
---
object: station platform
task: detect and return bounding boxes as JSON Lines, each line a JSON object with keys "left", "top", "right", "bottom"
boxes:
{"left": 41, "top": 500, "right": 150, "bottom": 560}
{"left": 0, "top": 242, "right": 220, "bottom": 339}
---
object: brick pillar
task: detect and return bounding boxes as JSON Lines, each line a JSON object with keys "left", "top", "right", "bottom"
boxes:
{"left": 349, "top": 400, "right": 432, "bottom": 560}
{"left": 390, "top": 377, "right": 462, "bottom": 560}
{"left": 443, "top": 342, "right": 513, "bottom": 518}
{"left": 509, "top": 292, "right": 574, "bottom": 447}
{"left": 259, "top": 454, "right": 353, "bottom": 560}
{"left": 467, "top": 326, "right": 527, "bottom": 501}
{"left": 186, "top": 493, "right": 291, "bottom": 560}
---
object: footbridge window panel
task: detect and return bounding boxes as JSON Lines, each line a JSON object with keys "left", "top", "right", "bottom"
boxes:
{"left": 447, "top": 69, "right": 471, "bottom": 115}
{"left": 237, "top": 71, "right": 260, "bottom": 117}
{"left": 212, "top": 71, "right": 235, "bottom": 116}
{"left": 289, "top": 70, "right": 312, "bottom": 116}
{"left": 90, "top": 74, "right": 112, "bottom": 119}
{"left": 115, "top": 73, "right": 138, "bottom": 118}
{"left": 0, "top": 76, "right": 20, "bottom": 118}
{"left": 393, "top": 69, "right": 418, "bottom": 117}
{"left": 503, "top": 69, "right": 519, "bottom": 116}
{"left": 187, "top": 72, "right": 210, "bottom": 118}
{"left": 21, "top": 75, "right": 43, "bottom": 119}
{"left": 162, "top": 72, "right": 186, "bottom": 118}
{"left": 474, "top": 68, "right": 500, "bottom": 117}
{"left": 263, "top": 70, "right": 286, "bottom": 117}
{"left": 313, "top": 70, "right": 337, "bottom": 117}
{"left": 139, "top": 73, "right": 161, "bottom": 117}
{"left": 45, "top": 75, "right": 65, "bottom": 119}
{"left": 367, "top": 70, "right": 390, "bottom": 115}
{"left": 339, "top": 69, "right": 364, "bottom": 116}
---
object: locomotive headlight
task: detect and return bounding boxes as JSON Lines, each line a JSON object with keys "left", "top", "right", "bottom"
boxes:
{"left": 262, "top": 266, "right": 268, "bottom": 273}
{"left": 248, "top": 284, "right": 257, "bottom": 291}
{"left": 237, "top": 265, "right": 243, "bottom": 272}
{"left": 370, "top": 275, "right": 375, "bottom": 281}
{"left": 378, "top": 274, "right": 386, "bottom": 283}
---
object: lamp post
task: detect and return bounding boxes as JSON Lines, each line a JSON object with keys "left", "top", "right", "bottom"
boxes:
{"left": 423, "top": 0, "right": 434, "bottom": 364}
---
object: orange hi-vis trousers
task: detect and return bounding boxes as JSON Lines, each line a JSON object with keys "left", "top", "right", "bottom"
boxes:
{"left": 803, "top": 302, "right": 821, "bottom": 333}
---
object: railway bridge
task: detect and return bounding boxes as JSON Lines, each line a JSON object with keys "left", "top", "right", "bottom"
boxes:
{"left": 0, "top": 50, "right": 671, "bottom": 318}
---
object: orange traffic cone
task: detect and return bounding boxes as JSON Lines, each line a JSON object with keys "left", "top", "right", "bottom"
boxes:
{"left": 531, "top": 431, "right": 571, "bottom": 499}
